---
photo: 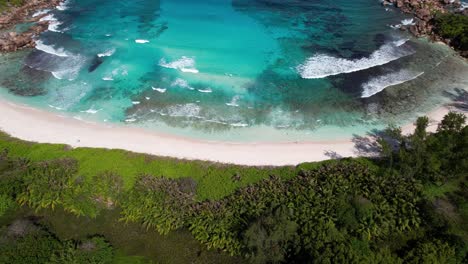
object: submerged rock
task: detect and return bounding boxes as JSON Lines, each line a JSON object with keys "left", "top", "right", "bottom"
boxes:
{"left": 88, "top": 56, "right": 104, "bottom": 72}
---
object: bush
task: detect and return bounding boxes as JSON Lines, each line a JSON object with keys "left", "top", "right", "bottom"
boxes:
{"left": 435, "top": 14, "right": 468, "bottom": 51}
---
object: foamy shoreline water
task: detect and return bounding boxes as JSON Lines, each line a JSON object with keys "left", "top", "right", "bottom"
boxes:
{"left": 0, "top": 98, "right": 463, "bottom": 166}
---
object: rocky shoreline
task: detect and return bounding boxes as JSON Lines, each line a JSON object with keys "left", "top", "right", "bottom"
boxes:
{"left": 0, "top": 0, "right": 63, "bottom": 52}
{"left": 382, "top": 0, "right": 467, "bottom": 57}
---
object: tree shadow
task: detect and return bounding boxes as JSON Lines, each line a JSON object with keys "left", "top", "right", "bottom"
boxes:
{"left": 351, "top": 129, "right": 391, "bottom": 157}
{"left": 443, "top": 88, "right": 468, "bottom": 112}
{"left": 324, "top": 150, "right": 343, "bottom": 160}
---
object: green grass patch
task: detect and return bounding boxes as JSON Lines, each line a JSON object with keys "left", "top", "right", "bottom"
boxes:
{"left": 423, "top": 179, "right": 462, "bottom": 201}
{"left": 0, "top": 132, "right": 298, "bottom": 200}
{"left": 0, "top": 0, "right": 23, "bottom": 12}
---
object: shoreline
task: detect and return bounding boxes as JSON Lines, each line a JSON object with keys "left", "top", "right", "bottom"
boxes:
{"left": 0, "top": 0, "right": 63, "bottom": 52}
{"left": 383, "top": 0, "right": 468, "bottom": 58}
{"left": 0, "top": 98, "right": 463, "bottom": 166}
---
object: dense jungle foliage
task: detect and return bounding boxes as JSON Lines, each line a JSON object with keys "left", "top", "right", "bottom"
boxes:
{"left": 0, "top": 112, "right": 467, "bottom": 263}
{"left": 0, "top": 219, "right": 114, "bottom": 263}
{"left": 435, "top": 13, "right": 468, "bottom": 52}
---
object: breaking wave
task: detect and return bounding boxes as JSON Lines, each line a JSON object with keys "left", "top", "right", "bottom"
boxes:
{"left": 297, "top": 39, "right": 413, "bottom": 79}
{"left": 35, "top": 40, "right": 69, "bottom": 57}
{"left": 198, "top": 88, "right": 212, "bottom": 93}
{"left": 152, "top": 87, "right": 167, "bottom": 93}
{"left": 56, "top": 0, "right": 70, "bottom": 11}
{"left": 159, "top": 56, "right": 199, "bottom": 73}
{"left": 226, "top": 95, "right": 240, "bottom": 107}
{"left": 97, "top": 48, "right": 115, "bottom": 57}
{"left": 171, "top": 78, "right": 194, "bottom": 90}
{"left": 32, "top": 41, "right": 84, "bottom": 80}
{"left": 39, "top": 14, "right": 63, "bottom": 33}
{"left": 32, "top": 9, "right": 50, "bottom": 17}
{"left": 80, "top": 108, "right": 101, "bottom": 114}
{"left": 361, "top": 70, "right": 424, "bottom": 98}
{"left": 460, "top": 1, "right": 468, "bottom": 10}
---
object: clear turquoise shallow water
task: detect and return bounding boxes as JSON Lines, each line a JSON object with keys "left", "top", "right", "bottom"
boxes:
{"left": 0, "top": 0, "right": 467, "bottom": 142}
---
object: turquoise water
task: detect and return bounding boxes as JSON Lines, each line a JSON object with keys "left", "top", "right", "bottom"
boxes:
{"left": 0, "top": 0, "right": 467, "bottom": 142}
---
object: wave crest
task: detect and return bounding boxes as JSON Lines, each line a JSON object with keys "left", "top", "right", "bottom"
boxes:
{"left": 97, "top": 48, "right": 116, "bottom": 57}
{"left": 33, "top": 9, "right": 50, "bottom": 17}
{"left": 39, "top": 14, "right": 63, "bottom": 33}
{"left": 159, "top": 56, "right": 199, "bottom": 73}
{"left": 33, "top": 40, "right": 84, "bottom": 80}
{"left": 35, "top": 40, "right": 69, "bottom": 57}
{"left": 56, "top": 0, "right": 70, "bottom": 11}
{"left": 361, "top": 70, "right": 424, "bottom": 98}
{"left": 152, "top": 87, "right": 167, "bottom": 93}
{"left": 297, "top": 40, "right": 413, "bottom": 79}
{"left": 171, "top": 78, "right": 194, "bottom": 90}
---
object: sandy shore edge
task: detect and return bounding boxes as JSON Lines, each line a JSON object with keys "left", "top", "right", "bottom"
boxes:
{"left": 0, "top": 98, "right": 463, "bottom": 166}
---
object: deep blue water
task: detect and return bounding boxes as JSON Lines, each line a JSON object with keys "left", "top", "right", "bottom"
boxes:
{"left": 0, "top": 0, "right": 467, "bottom": 141}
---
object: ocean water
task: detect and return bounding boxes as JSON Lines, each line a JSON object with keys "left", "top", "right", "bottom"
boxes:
{"left": 0, "top": 0, "right": 467, "bottom": 142}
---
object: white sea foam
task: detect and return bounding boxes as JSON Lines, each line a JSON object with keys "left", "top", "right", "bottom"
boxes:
{"left": 401, "top": 18, "right": 415, "bottom": 26}
{"left": 48, "top": 104, "right": 64, "bottom": 110}
{"left": 51, "top": 68, "right": 79, "bottom": 81}
{"left": 101, "top": 66, "right": 128, "bottom": 81}
{"left": 56, "top": 0, "right": 70, "bottom": 11}
{"left": 34, "top": 40, "right": 84, "bottom": 81}
{"left": 35, "top": 40, "right": 69, "bottom": 57}
{"left": 297, "top": 39, "right": 413, "bottom": 79}
{"left": 33, "top": 9, "right": 50, "bottom": 17}
{"left": 361, "top": 70, "right": 424, "bottom": 98}
{"left": 132, "top": 101, "right": 141, "bottom": 105}
{"left": 460, "top": 1, "right": 468, "bottom": 10}
{"left": 226, "top": 95, "right": 240, "bottom": 107}
{"left": 51, "top": 71, "right": 66, "bottom": 80}
{"left": 62, "top": 58, "right": 86, "bottom": 81}
{"left": 125, "top": 118, "right": 137, "bottom": 123}
{"left": 204, "top": 119, "right": 228, "bottom": 125}
{"left": 39, "top": 14, "right": 63, "bottom": 33}
{"left": 80, "top": 108, "right": 101, "bottom": 114}
{"left": 152, "top": 87, "right": 167, "bottom": 93}
{"left": 230, "top": 122, "right": 248, "bottom": 127}
{"left": 159, "top": 56, "right": 199, "bottom": 73}
{"left": 171, "top": 78, "right": 194, "bottom": 90}
{"left": 135, "top": 39, "right": 150, "bottom": 44}
{"left": 97, "top": 48, "right": 115, "bottom": 57}
{"left": 51, "top": 57, "right": 84, "bottom": 80}
{"left": 166, "top": 103, "right": 201, "bottom": 118}
{"left": 198, "top": 88, "right": 212, "bottom": 93}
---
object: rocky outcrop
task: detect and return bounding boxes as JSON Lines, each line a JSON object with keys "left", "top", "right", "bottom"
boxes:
{"left": 382, "top": 0, "right": 467, "bottom": 57}
{"left": 383, "top": 0, "right": 462, "bottom": 36}
{"left": 0, "top": 0, "right": 62, "bottom": 30}
{"left": 0, "top": 22, "right": 48, "bottom": 52}
{"left": 0, "top": 0, "right": 63, "bottom": 52}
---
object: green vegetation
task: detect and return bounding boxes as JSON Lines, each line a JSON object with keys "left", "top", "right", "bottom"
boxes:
{"left": 435, "top": 13, "right": 468, "bottom": 52}
{"left": 0, "top": 0, "right": 23, "bottom": 12}
{"left": 0, "top": 133, "right": 296, "bottom": 200}
{"left": 0, "top": 219, "right": 115, "bottom": 264}
{"left": 0, "top": 112, "right": 467, "bottom": 263}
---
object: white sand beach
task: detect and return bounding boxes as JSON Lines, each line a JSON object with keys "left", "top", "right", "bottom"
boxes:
{"left": 0, "top": 98, "right": 464, "bottom": 166}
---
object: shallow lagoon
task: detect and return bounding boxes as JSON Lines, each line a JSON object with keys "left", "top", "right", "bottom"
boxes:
{"left": 0, "top": 0, "right": 467, "bottom": 142}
